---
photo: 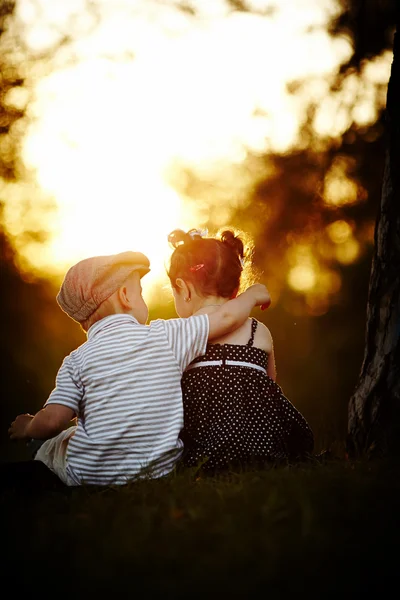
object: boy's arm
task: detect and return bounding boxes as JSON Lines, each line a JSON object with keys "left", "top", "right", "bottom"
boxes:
{"left": 9, "top": 354, "right": 82, "bottom": 441}
{"left": 208, "top": 284, "right": 271, "bottom": 340}
{"left": 9, "top": 405, "right": 76, "bottom": 441}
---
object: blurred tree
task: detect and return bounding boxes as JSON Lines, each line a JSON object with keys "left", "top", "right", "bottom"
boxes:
{"left": 0, "top": 2, "right": 85, "bottom": 460}
{"left": 193, "top": 1, "right": 396, "bottom": 449}
{"left": 0, "top": 1, "right": 23, "bottom": 180}
{"left": 0, "top": 224, "right": 84, "bottom": 460}
{"left": 330, "top": 0, "right": 394, "bottom": 72}
{"left": 347, "top": 15, "right": 400, "bottom": 457}
{"left": 0, "top": 0, "right": 397, "bottom": 458}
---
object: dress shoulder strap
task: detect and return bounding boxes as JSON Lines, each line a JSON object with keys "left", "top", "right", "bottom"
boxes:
{"left": 247, "top": 318, "right": 258, "bottom": 347}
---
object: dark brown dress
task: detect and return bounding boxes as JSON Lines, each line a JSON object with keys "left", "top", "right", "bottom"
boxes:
{"left": 180, "top": 318, "right": 314, "bottom": 471}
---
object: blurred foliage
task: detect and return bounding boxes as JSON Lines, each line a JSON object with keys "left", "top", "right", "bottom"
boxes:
{"left": 0, "top": 1, "right": 397, "bottom": 459}
{"left": 160, "top": 0, "right": 394, "bottom": 447}
{"left": 330, "top": 0, "right": 395, "bottom": 71}
{"left": 0, "top": 1, "right": 24, "bottom": 181}
{"left": 0, "top": 226, "right": 86, "bottom": 460}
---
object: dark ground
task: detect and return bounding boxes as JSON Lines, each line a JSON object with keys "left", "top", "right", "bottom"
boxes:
{"left": 2, "top": 456, "right": 399, "bottom": 598}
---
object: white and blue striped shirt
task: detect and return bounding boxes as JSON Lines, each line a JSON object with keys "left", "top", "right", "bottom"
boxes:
{"left": 45, "top": 313, "right": 209, "bottom": 485}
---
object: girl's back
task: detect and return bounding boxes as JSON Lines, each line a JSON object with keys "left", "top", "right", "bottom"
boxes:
{"left": 181, "top": 317, "right": 314, "bottom": 472}
{"left": 167, "top": 227, "right": 314, "bottom": 472}
{"left": 204, "top": 313, "right": 276, "bottom": 380}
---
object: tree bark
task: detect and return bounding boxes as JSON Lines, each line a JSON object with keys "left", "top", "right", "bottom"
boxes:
{"left": 347, "top": 19, "right": 400, "bottom": 458}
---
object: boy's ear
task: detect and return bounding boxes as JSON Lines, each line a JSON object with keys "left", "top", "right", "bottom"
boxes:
{"left": 118, "top": 286, "right": 131, "bottom": 310}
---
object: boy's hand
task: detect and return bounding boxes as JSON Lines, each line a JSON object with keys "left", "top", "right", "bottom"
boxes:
{"left": 244, "top": 284, "right": 271, "bottom": 310}
{"left": 8, "top": 414, "right": 34, "bottom": 441}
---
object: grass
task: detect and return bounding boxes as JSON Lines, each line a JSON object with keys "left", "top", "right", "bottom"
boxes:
{"left": 2, "top": 455, "right": 400, "bottom": 597}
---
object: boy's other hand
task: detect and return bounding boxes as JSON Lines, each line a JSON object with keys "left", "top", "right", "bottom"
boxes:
{"left": 244, "top": 284, "right": 271, "bottom": 311}
{"left": 9, "top": 414, "right": 34, "bottom": 441}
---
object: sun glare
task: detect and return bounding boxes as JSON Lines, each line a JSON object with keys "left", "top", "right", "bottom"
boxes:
{"left": 288, "top": 265, "right": 317, "bottom": 292}
{"left": 1, "top": 0, "right": 391, "bottom": 304}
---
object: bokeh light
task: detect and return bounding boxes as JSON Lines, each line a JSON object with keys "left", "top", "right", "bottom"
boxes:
{"left": 323, "top": 157, "right": 361, "bottom": 207}
{"left": 288, "top": 265, "right": 317, "bottom": 292}
{"left": 326, "top": 220, "right": 353, "bottom": 244}
{"left": 0, "top": 0, "right": 391, "bottom": 308}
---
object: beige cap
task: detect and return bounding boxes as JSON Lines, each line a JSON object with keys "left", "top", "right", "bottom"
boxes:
{"left": 56, "top": 251, "right": 150, "bottom": 323}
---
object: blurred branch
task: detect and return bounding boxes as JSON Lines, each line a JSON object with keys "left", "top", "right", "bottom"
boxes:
{"left": 225, "top": 0, "right": 276, "bottom": 16}
{"left": 0, "top": 0, "right": 23, "bottom": 181}
{"left": 330, "top": 0, "right": 395, "bottom": 73}
{"left": 152, "top": 0, "right": 276, "bottom": 18}
{"left": 12, "top": 0, "right": 101, "bottom": 68}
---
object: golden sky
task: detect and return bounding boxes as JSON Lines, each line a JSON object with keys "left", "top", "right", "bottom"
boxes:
{"left": 1, "top": 0, "right": 392, "bottom": 304}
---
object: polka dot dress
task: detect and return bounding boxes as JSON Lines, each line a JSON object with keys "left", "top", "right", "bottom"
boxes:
{"left": 180, "top": 318, "right": 314, "bottom": 471}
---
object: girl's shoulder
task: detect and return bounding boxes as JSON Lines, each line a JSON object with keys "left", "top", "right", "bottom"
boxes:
{"left": 252, "top": 319, "right": 274, "bottom": 354}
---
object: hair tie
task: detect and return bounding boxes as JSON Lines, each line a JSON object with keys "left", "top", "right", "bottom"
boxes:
{"left": 189, "top": 263, "right": 205, "bottom": 272}
{"left": 188, "top": 228, "right": 208, "bottom": 240}
{"left": 239, "top": 257, "right": 245, "bottom": 267}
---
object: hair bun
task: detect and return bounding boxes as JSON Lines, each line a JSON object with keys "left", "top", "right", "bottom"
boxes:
{"left": 168, "top": 229, "right": 189, "bottom": 249}
{"left": 168, "top": 228, "right": 206, "bottom": 248}
{"left": 220, "top": 230, "right": 244, "bottom": 260}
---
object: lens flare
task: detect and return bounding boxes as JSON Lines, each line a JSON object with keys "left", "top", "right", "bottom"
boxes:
{"left": 326, "top": 220, "right": 353, "bottom": 244}
{"left": 335, "top": 239, "right": 360, "bottom": 264}
{"left": 288, "top": 265, "right": 316, "bottom": 292}
{"left": 323, "top": 157, "right": 360, "bottom": 207}
{"left": 0, "top": 0, "right": 391, "bottom": 310}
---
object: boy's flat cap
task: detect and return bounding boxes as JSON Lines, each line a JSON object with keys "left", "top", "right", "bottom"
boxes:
{"left": 56, "top": 251, "right": 150, "bottom": 323}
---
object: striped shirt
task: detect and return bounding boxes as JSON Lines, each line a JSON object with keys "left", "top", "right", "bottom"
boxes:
{"left": 45, "top": 313, "right": 209, "bottom": 485}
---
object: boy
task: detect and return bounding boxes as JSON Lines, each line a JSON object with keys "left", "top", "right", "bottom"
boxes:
{"left": 8, "top": 250, "right": 270, "bottom": 486}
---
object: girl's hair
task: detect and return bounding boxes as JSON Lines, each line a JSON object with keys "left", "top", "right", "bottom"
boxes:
{"left": 167, "top": 228, "right": 254, "bottom": 298}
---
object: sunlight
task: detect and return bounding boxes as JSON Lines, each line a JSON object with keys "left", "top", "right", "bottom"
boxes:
{"left": 286, "top": 240, "right": 344, "bottom": 300}
{"left": 313, "top": 50, "right": 392, "bottom": 138}
{"left": 7, "top": 0, "right": 353, "bottom": 283}
{"left": 0, "top": 0, "right": 390, "bottom": 300}
{"left": 288, "top": 265, "right": 317, "bottom": 292}
{"left": 326, "top": 220, "right": 353, "bottom": 244}
{"left": 323, "top": 157, "right": 361, "bottom": 207}
{"left": 335, "top": 239, "right": 360, "bottom": 265}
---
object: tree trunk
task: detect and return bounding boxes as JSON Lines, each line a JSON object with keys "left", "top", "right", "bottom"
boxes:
{"left": 347, "top": 19, "right": 400, "bottom": 458}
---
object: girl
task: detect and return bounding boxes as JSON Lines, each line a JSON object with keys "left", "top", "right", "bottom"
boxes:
{"left": 168, "top": 228, "right": 314, "bottom": 472}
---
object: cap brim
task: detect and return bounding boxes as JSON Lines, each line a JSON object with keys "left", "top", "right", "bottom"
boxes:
{"left": 136, "top": 266, "right": 150, "bottom": 278}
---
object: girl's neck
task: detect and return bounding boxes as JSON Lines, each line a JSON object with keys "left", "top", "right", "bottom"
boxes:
{"left": 193, "top": 297, "right": 228, "bottom": 316}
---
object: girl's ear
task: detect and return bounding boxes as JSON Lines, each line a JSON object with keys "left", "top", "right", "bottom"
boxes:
{"left": 175, "top": 277, "right": 191, "bottom": 301}
{"left": 118, "top": 285, "right": 131, "bottom": 310}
